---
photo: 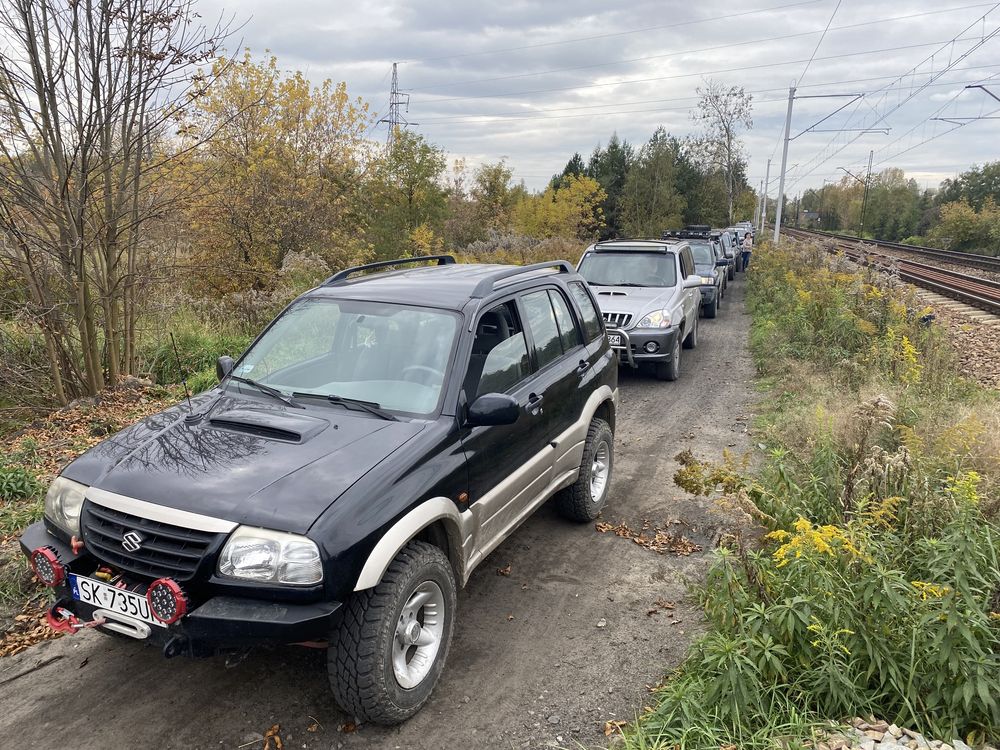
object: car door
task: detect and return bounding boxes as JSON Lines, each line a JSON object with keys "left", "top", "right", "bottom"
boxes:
{"left": 459, "top": 298, "right": 555, "bottom": 561}
{"left": 519, "top": 286, "right": 588, "bottom": 480}
{"left": 677, "top": 248, "right": 700, "bottom": 323}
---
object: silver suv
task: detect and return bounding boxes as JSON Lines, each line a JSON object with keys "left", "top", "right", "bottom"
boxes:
{"left": 576, "top": 239, "right": 702, "bottom": 381}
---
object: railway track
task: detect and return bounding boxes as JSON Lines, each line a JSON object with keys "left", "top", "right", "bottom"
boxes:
{"left": 782, "top": 227, "right": 1000, "bottom": 316}
{"left": 785, "top": 226, "right": 1000, "bottom": 273}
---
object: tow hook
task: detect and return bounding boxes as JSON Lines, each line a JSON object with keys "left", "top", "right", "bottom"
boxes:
{"left": 45, "top": 603, "right": 106, "bottom": 634}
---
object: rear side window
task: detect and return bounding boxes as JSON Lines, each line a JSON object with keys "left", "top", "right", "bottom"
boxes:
{"left": 548, "top": 289, "right": 580, "bottom": 352}
{"left": 521, "top": 290, "right": 564, "bottom": 369}
{"left": 568, "top": 282, "right": 603, "bottom": 341}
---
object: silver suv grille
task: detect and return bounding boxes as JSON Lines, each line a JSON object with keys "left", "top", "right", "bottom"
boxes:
{"left": 602, "top": 311, "right": 632, "bottom": 328}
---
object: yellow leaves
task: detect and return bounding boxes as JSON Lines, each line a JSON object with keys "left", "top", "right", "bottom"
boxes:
{"left": 943, "top": 471, "right": 982, "bottom": 507}
{"left": 512, "top": 174, "right": 606, "bottom": 240}
{"left": 910, "top": 581, "right": 952, "bottom": 601}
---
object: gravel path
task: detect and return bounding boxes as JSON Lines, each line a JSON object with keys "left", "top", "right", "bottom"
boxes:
{"left": 0, "top": 281, "right": 757, "bottom": 750}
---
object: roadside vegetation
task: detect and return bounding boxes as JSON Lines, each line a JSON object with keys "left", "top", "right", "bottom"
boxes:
{"left": 623, "top": 238, "right": 1000, "bottom": 749}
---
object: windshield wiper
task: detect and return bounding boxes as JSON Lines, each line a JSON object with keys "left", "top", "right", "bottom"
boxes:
{"left": 229, "top": 375, "right": 304, "bottom": 409}
{"left": 294, "top": 392, "right": 398, "bottom": 421}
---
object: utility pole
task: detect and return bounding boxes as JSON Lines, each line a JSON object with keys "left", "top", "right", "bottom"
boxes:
{"left": 859, "top": 149, "right": 874, "bottom": 239}
{"left": 755, "top": 179, "right": 764, "bottom": 228}
{"left": 794, "top": 193, "right": 800, "bottom": 228}
{"left": 378, "top": 63, "right": 416, "bottom": 150}
{"left": 773, "top": 84, "right": 796, "bottom": 244}
{"left": 759, "top": 159, "right": 771, "bottom": 234}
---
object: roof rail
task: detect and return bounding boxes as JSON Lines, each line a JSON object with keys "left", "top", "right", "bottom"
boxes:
{"left": 663, "top": 228, "right": 711, "bottom": 239}
{"left": 322, "top": 255, "right": 456, "bottom": 286}
{"left": 470, "top": 260, "right": 575, "bottom": 299}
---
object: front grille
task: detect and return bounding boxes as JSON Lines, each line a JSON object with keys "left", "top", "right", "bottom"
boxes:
{"left": 81, "top": 501, "right": 220, "bottom": 581}
{"left": 602, "top": 311, "right": 632, "bottom": 328}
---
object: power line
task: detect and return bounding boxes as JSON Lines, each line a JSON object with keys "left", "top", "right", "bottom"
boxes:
{"left": 413, "top": 37, "right": 990, "bottom": 105}
{"left": 408, "top": 5, "right": 975, "bottom": 93}
{"left": 400, "top": 0, "right": 826, "bottom": 64}
{"left": 798, "top": 0, "right": 842, "bottom": 84}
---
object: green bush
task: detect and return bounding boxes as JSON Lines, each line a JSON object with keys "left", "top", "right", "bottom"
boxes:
{"left": 0, "top": 466, "right": 40, "bottom": 502}
{"left": 139, "top": 326, "right": 251, "bottom": 387}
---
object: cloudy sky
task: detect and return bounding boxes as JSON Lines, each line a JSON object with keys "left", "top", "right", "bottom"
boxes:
{"left": 200, "top": 0, "right": 1000, "bottom": 195}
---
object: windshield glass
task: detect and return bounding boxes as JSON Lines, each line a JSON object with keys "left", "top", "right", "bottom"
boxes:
{"left": 578, "top": 251, "right": 678, "bottom": 287}
{"left": 231, "top": 298, "right": 458, "bottom": 416}
{"left": 688, "top": 241, "right": 715, "bottom": 265}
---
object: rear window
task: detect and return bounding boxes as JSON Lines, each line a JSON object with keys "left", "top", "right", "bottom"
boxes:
{"left": 689, "top": 242, "right": 715, "bottom": 264}
{"left": 568, "top": 282, "right": 604, "bottom": 341}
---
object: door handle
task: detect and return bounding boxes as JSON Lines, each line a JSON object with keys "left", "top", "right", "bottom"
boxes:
{"left": 527, "top": 392, "right": 544, "bottom": 414}
{"left": 576, "top": 359, "right": 591, "bottom": 374}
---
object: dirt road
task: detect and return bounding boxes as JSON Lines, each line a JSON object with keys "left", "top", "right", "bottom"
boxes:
{"left": 0, "top": 282, "right": 756, "bottom": 750}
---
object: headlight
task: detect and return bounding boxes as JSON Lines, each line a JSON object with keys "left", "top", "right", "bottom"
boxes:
{"left": 636, "top": 310, "right": 671, "bottom": 329}
{"left": 218, "top": 526, "right": 322, "bottom": 585}
{"left": 44, "top": 477, "right": 88, "bottom": 536}
{"left": 701, "top": 276, "right": 715, "bottom": 285}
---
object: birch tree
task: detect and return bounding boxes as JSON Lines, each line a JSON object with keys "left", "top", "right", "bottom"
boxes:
{"left": 693, "top": 80, "right": 752, "bottom": 225}
{"left": 0, "top": 0, "right": 231, "bottom": 402}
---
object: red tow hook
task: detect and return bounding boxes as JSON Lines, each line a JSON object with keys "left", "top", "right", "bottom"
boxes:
{"left": 45, "top": 605, "right": 106, "bottom": 634}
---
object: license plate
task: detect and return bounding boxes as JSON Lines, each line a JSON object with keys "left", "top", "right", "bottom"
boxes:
{"left": 607, "top": 333, "right": 623, "bottom": 348}
{"left": 69, "top": 574, "right": 165, "bottom": 628}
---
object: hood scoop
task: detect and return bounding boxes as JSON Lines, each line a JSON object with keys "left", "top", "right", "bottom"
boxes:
{"left": 207, "top": 408, "right": 329, "bottom": 443}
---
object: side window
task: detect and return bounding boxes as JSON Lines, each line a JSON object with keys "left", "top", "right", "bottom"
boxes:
{"left": 677, "top": 251, "right": 688, "bottom": 280}
{"left": 568, "top": 282, "right": 603, "bottom": 341}
{"left": 465, "top": 301, "right": 531, "bottom": 399}
{"left": 548, "top": 289, "right": 580, "bottom": 352}
{"left": 521, "top": 290, "right": 564, "bottom": 369}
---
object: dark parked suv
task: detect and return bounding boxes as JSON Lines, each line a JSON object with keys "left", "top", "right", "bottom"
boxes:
{"left": 21, "top": 256, "right": 618, "bottom": 724}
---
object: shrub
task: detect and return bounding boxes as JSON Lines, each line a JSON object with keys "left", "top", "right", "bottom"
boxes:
{"left": 0, "top": 466, "right": 41, "bottom": 502}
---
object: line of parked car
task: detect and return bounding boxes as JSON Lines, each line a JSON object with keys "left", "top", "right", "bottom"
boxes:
{"left": 19, "top": 220, "right": 754, "bottom": 726}
{"left": 577, "top": 222, "right": 755, "bottom": 381}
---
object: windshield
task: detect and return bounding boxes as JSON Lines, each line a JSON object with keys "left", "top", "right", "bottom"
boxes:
{"left": 578, "top": 251, "right": 678, "bottom": 288}
{"left": 688, "top": 242, "right": 715, "bottom": 265}
{"left": 231, "top": 298, "right": 458, "bottom": 416}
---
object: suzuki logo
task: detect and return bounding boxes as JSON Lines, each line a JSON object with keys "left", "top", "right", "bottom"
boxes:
{"left": 121, "top": 530, "right": 144, "bottom": 553}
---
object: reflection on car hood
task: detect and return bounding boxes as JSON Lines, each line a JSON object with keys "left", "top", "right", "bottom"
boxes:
{"left": 590, "top": 284, "right": 681, "bottom": 316}
{"left": 62, "top": 392, "right": 425, "bottom": 534}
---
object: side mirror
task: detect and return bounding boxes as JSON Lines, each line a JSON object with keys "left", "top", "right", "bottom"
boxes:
{"left": 466, "top": 393, "right": 520, "bottom": 426}
{"left": 682, "top": 274, "right": 702, "bottom": 289}
{"left": 216, "top": 355, "right": 235, "bottom": 381}
{"left": 716, "top": 259, "right": 729, "bottom": 267}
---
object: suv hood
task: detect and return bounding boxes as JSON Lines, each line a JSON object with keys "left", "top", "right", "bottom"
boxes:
{"left": 63, "top": 392, "right": 424, "bottom": 535}
{"left": 590, "top": 284, "right": 679, "bottom": 318}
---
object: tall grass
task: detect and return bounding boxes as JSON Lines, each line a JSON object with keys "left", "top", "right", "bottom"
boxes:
{"left": 626, "top": 240, "right": 1000, "bottom": 748}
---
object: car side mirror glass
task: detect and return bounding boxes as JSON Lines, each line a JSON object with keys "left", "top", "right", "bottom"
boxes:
{"left": 682, "top": 274, "right": 702, "bottom": 289}
{"left": 466, "top": 393, "right": 520, "bottom": 426}
{"left": 216, "top": 355, "right": 235, "bottom": 381}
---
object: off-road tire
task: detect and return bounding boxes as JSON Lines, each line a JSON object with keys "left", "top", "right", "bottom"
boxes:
{"left": 703, "top": 297, "right": 718, "bottom": 319}
{"left": 655, "top": 336, "right": 681, "bottom": 381}
{"left": 330, "top": 541, "right": 456, "bottom": 725}
{"left": 683, "top": 316, "right": 698, "bottom": 349}
{"left": 554, "top": 418, "right": 614, "bottom": 522}
{"left": 736, "top": 254, "right": 744, "bottom": 273}
{"left": 727, "top": 264, "right": 735, "bottom": 281}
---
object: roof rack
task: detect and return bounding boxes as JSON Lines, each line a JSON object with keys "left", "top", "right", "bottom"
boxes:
{"left": 470, "top": 260, "right": 575, "bottom": 299}
{"left": 322, "top": 255, "right": 456, "bottom": 286}
{"left": 662, "top": 228, "right": 712, "bottom": 240}
{"left": 684, "top": 224, "right": 712, "bottom": 232}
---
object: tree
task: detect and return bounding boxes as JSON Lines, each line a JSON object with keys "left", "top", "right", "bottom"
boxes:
{"left": 513, "top": 175, "right": 606, "bottom": 239}
{"left": 936, "top": 162, "right": 1000, "bottom": 210}
{"left": 586, "top": 135, "right": 633, "bottom": 238}
{"left": 0, "top": 0, "right": 232, "bottom": 402}
{"left": 692, "top": 80, "right": 753, "bottom": 225}
{"left": 472, "top": 161, "right": 516, "bottom": 233}
{"left": 620, "top": 128, "right": 687, "bottom": 236}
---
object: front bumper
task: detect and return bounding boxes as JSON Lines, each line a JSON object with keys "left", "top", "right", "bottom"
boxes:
{"left": 20, "top": 521, "right": 340, "bottom": 656}
{"left": 607, "top": 326, "right": 681, "bottom": 367}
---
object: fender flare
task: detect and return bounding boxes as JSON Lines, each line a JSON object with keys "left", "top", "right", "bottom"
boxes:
{"left": 353, "top": 497, "right": 464, "bottom": 591}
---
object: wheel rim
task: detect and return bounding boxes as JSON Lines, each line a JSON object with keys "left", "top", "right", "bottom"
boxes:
{"left": 392, "top": 580, "right": 445, "bottom": 689}
{"left": 590, "top": 441, "right": 610, "bottom": 501}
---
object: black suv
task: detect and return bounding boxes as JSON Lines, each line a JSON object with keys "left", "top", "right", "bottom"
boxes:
{"left": 20, "top": 256, "right": 619, "bottom": 724}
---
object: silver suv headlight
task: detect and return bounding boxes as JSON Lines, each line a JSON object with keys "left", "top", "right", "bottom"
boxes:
{"left": 218, "top": 526, "right": 323, "bottom": 585}
{"left": 635, "top": 309, "right": 672, "bottom": 329}
{"left": 44, "top": 477, "right": 88, "bottom": 536}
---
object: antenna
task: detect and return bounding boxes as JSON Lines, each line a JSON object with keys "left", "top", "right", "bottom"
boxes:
{"left": 378, "top": 63, "right": 418, "bottom": 150}
{"left": 169, "top": 332, "right": 194, "bottom": 414}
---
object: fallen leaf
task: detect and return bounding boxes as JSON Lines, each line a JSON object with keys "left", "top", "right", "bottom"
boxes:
{"left": 506, "top": 614, "right": 514, "bottom": 621}
{"left": 339, "top": 722, "right": 357, "bottom": 733}
{"left": 306, "top": 723, "right": 319, "bottom": 733}
{"left": 262, "top": 724, "right": 284, "bottom": 750}
{"left": 496, "top": 563, "right": 511, "bottom": 576}
{"left": 604, "top": 720, "right": 627, "bottom": 736}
